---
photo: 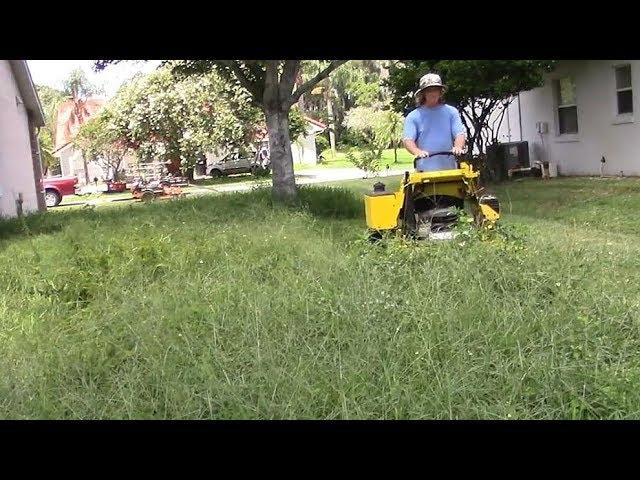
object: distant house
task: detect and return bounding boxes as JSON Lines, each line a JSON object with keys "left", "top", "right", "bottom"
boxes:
{"left": 51, "top": 97, "right": 105, "bottom": 184}
{"left": 293, "top": 116, "right": 327, "bottom": 164}
{"left": 0, "top": 60, "right": 46, "bottom": 217}
{"left": 204, "top": 116, "right": 327, "bottom": 169}
{"left": 498, "top": 60, "right": 640, "bottom": 176}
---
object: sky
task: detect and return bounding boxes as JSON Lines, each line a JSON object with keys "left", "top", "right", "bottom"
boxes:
{"left": 27, "top": 60, "right": 163, "bottom": 98}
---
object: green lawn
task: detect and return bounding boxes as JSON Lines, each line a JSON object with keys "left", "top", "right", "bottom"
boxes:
{"left": 295, "top": 148, "right": 414, "bottom": 170}
{"left": 2, "top": 177, "right": 640, "bottom": 419}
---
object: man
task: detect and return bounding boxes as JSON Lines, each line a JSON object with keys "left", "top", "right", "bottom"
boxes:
{"left": 403, "top": 73, "right": 466, "bottom": 171}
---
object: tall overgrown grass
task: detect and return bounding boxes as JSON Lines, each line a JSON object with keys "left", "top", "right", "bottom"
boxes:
{"left": 1, "top": 178, "right": 640, "bottom": 419}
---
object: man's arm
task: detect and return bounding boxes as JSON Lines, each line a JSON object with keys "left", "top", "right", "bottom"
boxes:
{"left": 451, "top": 107, "right": 467, "bottom": 155}
{"left": 403, "top": 139, "right": 428, "bottom": 158}
{"left": 403, "top": 113, "right": 428, "bottom": 158}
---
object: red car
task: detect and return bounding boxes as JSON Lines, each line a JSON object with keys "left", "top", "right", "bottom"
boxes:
{"left": 42, "top": 176, "right": 79, "bottom": 207}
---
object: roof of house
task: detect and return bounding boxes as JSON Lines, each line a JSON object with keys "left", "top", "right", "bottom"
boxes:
{"left": 8, "top": 61, "right": 46, "bottom": 127}
{"left": 53, "top": 97, "right": 106, "bottom": 154}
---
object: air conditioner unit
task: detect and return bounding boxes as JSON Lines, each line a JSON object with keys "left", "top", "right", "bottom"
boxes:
{"left": 486, "top": 141, "right": 530, "bottom": 181}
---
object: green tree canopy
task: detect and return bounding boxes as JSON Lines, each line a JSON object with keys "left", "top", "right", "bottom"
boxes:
{"left": 105, "top": 64, "right": 263, "bottom": 173}
{"left": 35, "top": 85, "right": 67, "bottom": 174}
{"left": 96, "top": 60, "right": 346, "bottom": 201}
{"left": 300, "top": 60, "right": 389, "bottom": 146}
{"left": 73, "top": 108, "right": 130, "bottom": 181}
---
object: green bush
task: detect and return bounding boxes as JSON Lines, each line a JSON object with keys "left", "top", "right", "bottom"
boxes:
{"left": 315, "top": 135, "right": 330, "bottom": 154}
{"left": 337, "top": 129, "right": 364, "bottom": 150}
{"left": 345, "top": 147, "right": 381, "bottom": 175}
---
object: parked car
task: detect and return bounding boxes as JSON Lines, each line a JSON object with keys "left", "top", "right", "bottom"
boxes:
{"left": 207, "top": 151, "right": 270, "bottom": 178}
{"left": 42, "top": 176, "right": 79, "bottom": 207}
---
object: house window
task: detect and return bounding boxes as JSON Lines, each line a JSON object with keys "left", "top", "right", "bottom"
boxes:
{"left": 615, "top": 65, "right": 633, "bottom": 115}
{"left": 554, "top": 77, "right": 578, "bottom": 134}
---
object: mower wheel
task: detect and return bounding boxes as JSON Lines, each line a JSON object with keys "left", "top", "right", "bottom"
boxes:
{"left": 140, "top": 190, "right": 156, "bottom": 203}
{"left": 368, "top": 230, "right": 383, "bottom": 243}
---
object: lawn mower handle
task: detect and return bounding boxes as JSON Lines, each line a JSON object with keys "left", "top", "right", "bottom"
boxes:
{"left": 413, "top": 150, "right": 461, "bottom": 169}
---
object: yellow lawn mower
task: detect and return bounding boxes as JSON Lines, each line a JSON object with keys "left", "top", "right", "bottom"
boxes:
{"left": 364, "top": 151, "right": 500, "bottom": 241}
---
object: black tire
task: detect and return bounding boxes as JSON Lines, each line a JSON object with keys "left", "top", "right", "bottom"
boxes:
{"left": 45, "top": 189, "right": 61, "bottom": 207}
{"left": 141, "top": 190, "right": 156, "bottom": 203}
{"left": 209, "top": 169, "right": 223, "bottom": 178}
{"left": 368, "top": 230, "right": 383, "bottom": 243}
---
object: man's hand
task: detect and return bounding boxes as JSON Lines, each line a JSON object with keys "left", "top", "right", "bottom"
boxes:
{"left": 403, "top": 139, "right": 428, "bottom": 158}
{"left": 452, "top": 134, "right": 466, "bottom": 156}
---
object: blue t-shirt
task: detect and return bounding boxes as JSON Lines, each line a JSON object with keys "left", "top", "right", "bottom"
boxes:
{"left": 403, "top": 104, "right": 466, "bottom": 171}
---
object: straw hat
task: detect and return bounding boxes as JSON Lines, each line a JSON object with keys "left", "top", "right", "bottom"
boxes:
{"left": 414, "top": 73, "right": 446, "bottom": 102}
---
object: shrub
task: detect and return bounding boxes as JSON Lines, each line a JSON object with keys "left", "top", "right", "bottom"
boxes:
{"left": 315, "top": 135, "right": 330, "bottom": 154}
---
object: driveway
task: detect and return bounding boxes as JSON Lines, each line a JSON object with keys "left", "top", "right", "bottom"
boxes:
{"left": 54, "top": 167, "right": 410, "bottom": 209}
{"left": 197, "top": 167, "right": 408, "bottom": 195}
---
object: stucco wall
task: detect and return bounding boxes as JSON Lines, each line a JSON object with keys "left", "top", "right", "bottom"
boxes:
{"left": 502, "top": 60, "right": 640, "bottom": 176}
{"left": 0, "top": 60, "right": 40, "bottom": 217}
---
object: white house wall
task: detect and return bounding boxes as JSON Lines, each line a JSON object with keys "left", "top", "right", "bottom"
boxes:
{"left": 59, "top": 146, "right": 104, "bottom": 185}
{"left": 0, "top": 60, "right": 40, "bottom": 217}
{"left": 291, "top": 134, "right": 318, "bottom": 165}
{"left": 502, "top": 60, "right": 640, "bottom": 176}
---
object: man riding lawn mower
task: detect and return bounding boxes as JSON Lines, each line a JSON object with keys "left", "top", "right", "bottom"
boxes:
{"left": 364, "top": 73, "right": 500, "bottom": 241}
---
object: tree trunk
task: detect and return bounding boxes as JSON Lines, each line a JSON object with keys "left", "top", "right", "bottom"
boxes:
{"left": 167, "top": 158, "right": 182, "bottom": 175}
{"left": 394, "top": 144, "right": 398, "bottom": 163}
{"left": 113, "top": 158, "right": 123, "bottom": 182}
{"left": 326, "top": 90, "right": 336, "bottom": 155}
{"left": 265, "top": 107, "right": 297, "bottom": 202}
{"left": 82, "top": 157, "right": 90, "bottom": 185}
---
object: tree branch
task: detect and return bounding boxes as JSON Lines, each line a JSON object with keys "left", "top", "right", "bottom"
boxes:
{"left": 286, "top": 60, "right": 347, "bottom": 109}
{"left": 244, "top": 61, "right": 267, "bottom": 96}
{"left": 279, "top": 60, "right": 300, "bottom": 103}
{"left": 490, "top": 98, "right": 513, "bottom": 144}
{"left": 219, "top": 61, "right": 263, "bottom": 107}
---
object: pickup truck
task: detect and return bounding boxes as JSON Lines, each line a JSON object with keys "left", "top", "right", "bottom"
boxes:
{"left": 42, "top": 176, "right": 79, "bottom": 207}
